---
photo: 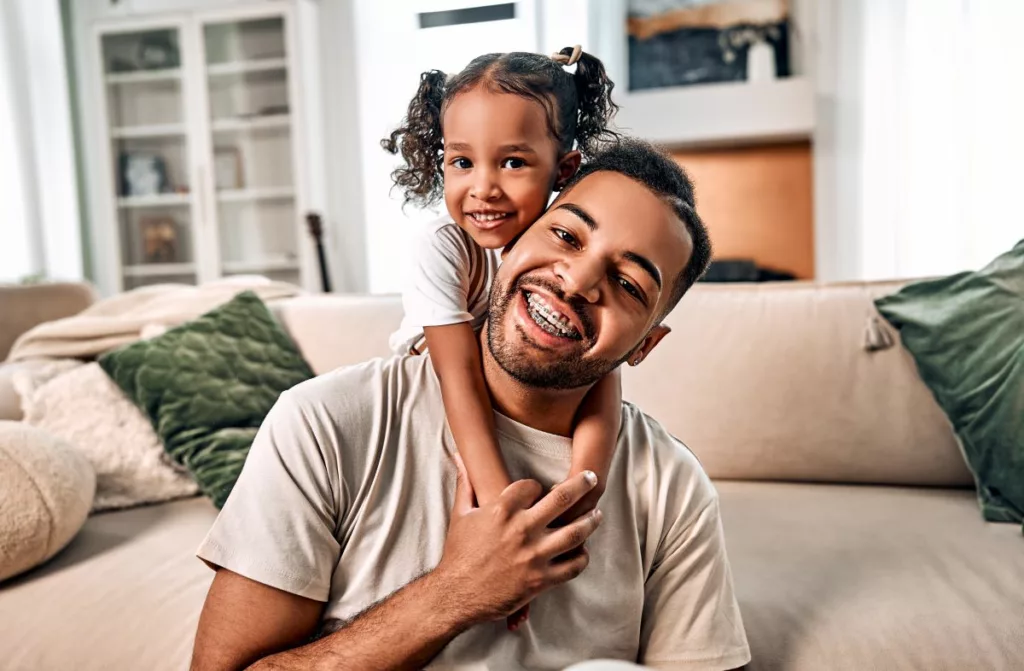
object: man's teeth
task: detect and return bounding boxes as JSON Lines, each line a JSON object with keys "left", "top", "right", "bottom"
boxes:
{"left": 525, "top": 292, "right": 580, "bottom": 339}
{"left": 470, "top": 212, "right": 510, "bottom": 222}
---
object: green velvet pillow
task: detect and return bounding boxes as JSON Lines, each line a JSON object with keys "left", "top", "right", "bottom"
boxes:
{"left": 875, "top": 240, "right": 1024, "bottom": 526}
{"left": 99, "top": 291, "right": 313, "bottom": 507}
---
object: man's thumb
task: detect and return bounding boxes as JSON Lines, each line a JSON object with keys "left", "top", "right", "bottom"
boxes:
{"left": 451, "top": 452, "right": 475, "bottom": 516}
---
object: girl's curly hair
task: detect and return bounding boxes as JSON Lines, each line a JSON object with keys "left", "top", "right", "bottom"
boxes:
{"left": 381, "top": 47, "right": 619, "bottom": 208}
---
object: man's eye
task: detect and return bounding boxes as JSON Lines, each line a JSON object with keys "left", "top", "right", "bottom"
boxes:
{"left": 451, "top": 157, "right": 472, "bottom": 169}
{"left": 618, "top": 277, "right": 643, "bottom": 301}
{"left": 502, "top": 157, "right": 526, "bottom": 169}
{"left": 554, "top": 228, "right": 579, "bottom": 248}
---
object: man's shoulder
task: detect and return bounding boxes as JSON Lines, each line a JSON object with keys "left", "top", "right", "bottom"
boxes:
{"left": 619, "top": 401, "right": 717, "bottom": 511}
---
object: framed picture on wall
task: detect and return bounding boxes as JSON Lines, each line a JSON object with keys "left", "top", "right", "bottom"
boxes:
{"left": 140, "top": 216, "right": 178, "bottom": 263}
{"left": 627, "top": 0, "right": 792, "bottom": 90}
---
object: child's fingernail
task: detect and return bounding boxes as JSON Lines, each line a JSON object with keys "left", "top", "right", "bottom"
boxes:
{"left": 583, "top": 471, "right": 597, "bottom": 486}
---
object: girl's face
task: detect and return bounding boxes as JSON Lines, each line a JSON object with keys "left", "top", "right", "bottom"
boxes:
{"left": 442, "top": 85, "right": 580, "bottom": 249}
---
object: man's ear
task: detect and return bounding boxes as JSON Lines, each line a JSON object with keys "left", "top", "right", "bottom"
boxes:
{"left": 554, "top": 150, "right": 582, "bottom": 190}
{"left": 628, "top": 325, "right": 671, "bottom": 367}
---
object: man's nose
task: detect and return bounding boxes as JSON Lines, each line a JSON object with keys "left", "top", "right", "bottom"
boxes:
{"left": 555, "top": 257, "right": 601, "bottom": 304}
{"left": 470, "top": 167, "right": 502, "bottom": 201}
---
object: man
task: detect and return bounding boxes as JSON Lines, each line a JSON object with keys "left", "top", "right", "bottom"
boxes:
{"left": 191, "top": 139, "right": 751, "bottom": 670}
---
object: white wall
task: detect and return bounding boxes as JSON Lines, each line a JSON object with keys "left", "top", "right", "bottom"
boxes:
{"left": 0, "top": 0, "right": 82, "bottom": 283}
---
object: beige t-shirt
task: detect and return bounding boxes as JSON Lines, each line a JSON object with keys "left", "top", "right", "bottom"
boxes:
{"left": 197, "top": 355, "right": 750, "bottom": 670}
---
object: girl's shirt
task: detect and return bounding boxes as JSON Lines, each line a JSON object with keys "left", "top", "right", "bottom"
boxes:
{"left": 389, "top": 215, "right": 501, "bottom": 355}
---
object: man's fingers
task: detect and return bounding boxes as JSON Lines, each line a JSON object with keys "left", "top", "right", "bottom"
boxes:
{"left": 500, "top": 479, "right": 545, "bottom": 512}
{"left": 546, "top": 546, "right": 591, "bottom": 586}
{"left": 451, "top": 452, "right": 475, "bottom": 516}
{"left": 538, "top": 509, "right": 602, "bottom": 559}
{"left": 528, "top": 471, "right": 598, "bottom": 528}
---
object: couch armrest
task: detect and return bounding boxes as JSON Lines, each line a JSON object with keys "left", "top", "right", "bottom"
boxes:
{"left": 0, "top": 282, "right": 97, "bottom": 361}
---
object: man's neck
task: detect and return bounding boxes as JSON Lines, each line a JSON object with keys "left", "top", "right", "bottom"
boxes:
{"left": 478, "top": 328, "right": 589, "bottom": 437}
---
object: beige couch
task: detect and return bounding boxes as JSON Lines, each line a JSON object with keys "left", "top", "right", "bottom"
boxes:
{"left": 1, "top": 282, "right": 1022, "bottom": 670}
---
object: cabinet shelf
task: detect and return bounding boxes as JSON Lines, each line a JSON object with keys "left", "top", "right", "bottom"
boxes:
{"left": 207, "top": 58, "right": 287, "bottom": 77}
{"left": 106, "top": 68, "right": 182, "bottom": 85}
{"left": 111, "top": 123, "right": 186, "bottom": 139}
{"left": 211, "top": 114, "right": 290, "bottom": 132}
{"left": 123, "top": 263, "right": 196, "bottom": 278}
{"left": 217, "top": 187, "right": 294, "bottom": 203}
{"left": 118, "top": 193, "right": 191, "bottom": 208}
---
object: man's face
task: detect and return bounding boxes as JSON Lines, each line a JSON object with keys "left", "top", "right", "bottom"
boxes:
{"left": 487, "top": 171, "right": 694, "bottom": 389}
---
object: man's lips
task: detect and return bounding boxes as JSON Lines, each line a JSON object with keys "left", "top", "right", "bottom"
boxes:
{"left": 519, "top": 286, "right": 588, "bottom": 341}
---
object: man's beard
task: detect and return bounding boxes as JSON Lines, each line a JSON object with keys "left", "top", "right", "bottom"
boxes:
{"left": 486, "top": 273, "right": 629, "bottom": 390}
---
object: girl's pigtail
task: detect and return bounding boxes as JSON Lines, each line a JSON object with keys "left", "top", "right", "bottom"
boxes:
{"left": 381, "top": 70, "right": 448, "bottom": 207}
{"left": 562, "top": 47, "right": 620, "bottom": 158}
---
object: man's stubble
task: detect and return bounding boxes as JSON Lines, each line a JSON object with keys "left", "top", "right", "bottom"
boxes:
{"left": 485, "top": 273, "right": 631, "bottom": 391}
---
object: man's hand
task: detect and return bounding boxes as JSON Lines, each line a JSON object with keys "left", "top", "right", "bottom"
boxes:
{"left": 433, "top": 455, "right": 604, "bottom": 626}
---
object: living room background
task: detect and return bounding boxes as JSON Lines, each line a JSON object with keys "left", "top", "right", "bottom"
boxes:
{"left": 1, "top": 0, "right": 1021, "bottom": 291}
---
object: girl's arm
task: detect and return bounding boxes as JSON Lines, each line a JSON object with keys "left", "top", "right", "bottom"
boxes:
{"left": 563, "top": 368, "right": 622, "bottom": 522}
{"left": 425, "top": 323, "right": 511, "bottom": 505}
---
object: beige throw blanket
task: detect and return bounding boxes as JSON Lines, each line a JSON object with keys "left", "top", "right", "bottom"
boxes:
{"left": 7, "top": 278, "right": 302, "bottom": 362}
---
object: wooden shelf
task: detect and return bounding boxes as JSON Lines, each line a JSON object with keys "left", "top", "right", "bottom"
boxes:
{"left": 106, "top": 68, "right": 181, "bottom": 85}
{"left": 118, "top": 193, "right": 191, "bottom": 208}
{"left": 207, "top": 58, "right": 287, "bottom": 77}
{"left": 217, "top": 186, "right": 295, "bottom": 203}
{"left": 111, "top": 123, "right": 186, "bottom": 139}
{"left": 615, "top": 77, "right": 814, "bottom": 148}
{"left": 222, "top": 258, "right": 299, "bottom": 273}
{"left": 123, "top": 262, "right": 196, "bottom": 278}
{"left": 211, "top": 114, "right": 290, "bottom": 133}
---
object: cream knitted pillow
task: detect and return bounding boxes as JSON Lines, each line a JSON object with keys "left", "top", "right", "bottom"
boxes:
{"left": 0, "top": 421, "right": 95, "bottom": 582}
{"left": 13, "top": 361, "right": 198, "bottom": 511}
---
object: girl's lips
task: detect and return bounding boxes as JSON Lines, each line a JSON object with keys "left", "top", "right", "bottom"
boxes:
{"left": 465, "top": 211, "right": 515, "bottom": 230}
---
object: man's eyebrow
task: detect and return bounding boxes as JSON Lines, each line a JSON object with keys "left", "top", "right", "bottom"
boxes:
{"left": 623, "top": 252, "right": 662, "bottom": 289}
{"left": 555, "top": 203, "right": 598, "bottom": 230}
{"left": 555, "top": 203, "right": 663, "bottom": 289}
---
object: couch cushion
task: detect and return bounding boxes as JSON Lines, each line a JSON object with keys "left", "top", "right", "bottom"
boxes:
{"left": 0, "top": 497, "right": 217, "bottom": 670}
{"left": 622, "top": 282, "right": 972, "bottom": 486}
{"left": 271, "top": 294, "right": 404, "bottom": 375}
{"left": 718, "top": 480, "right": 1024, "bottom": 670}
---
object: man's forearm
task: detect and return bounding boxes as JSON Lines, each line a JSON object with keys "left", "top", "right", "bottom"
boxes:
{"left": 248, "top": 570, "right": 470, "bottom": 671}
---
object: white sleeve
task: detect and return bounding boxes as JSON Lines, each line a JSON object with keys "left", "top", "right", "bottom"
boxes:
{"left": 389, "top": 222, "right": 476, "bottom": 354}
{"left": 639, "top": 496, "right": 752, "bottom": 670}
{"left": 196, "top": 389, "right": 342, "bottom": 602}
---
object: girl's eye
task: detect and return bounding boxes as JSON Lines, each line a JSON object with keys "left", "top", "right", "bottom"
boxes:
{"left": 618, "top": 277, "right": 644, "bottom": 302}
{"left": 553, "top": 228, "right": 579, "bottom": 248}
{"left": 502, "top": 157, "right": 527, "bottom": 169}
{"left": 451, "top": 157, "right": 472, "bottom": 170}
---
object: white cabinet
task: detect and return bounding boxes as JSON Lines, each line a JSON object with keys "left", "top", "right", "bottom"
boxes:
{"left": 85, "top": 2, "right": 321, "bottom": 293}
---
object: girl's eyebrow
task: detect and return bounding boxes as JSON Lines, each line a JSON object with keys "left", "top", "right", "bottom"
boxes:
{"left": 446, "top": 142, "right": 472, "bottom": 152}
{"left": 498, "top": 144, "right": 537, "bottom": 154}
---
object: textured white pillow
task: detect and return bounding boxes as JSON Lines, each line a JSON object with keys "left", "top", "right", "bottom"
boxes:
{"left": 13, "top": 361, "right": 198, "bottom": 511}
{"left": 0, "top": 421, "right": 94, "bottom": 582}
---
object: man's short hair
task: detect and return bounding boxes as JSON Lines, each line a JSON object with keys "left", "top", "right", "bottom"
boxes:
{"left": 557, "top": 138, "right": 712, "bottom": 319}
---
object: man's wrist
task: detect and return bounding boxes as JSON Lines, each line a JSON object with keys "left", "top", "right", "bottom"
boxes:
{"left": 418, "top": 566, "right": 481, "bottom": 634}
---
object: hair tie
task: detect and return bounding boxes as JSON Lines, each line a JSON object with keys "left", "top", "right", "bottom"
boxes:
{"left": 551, "top": 45, "right": 583, "bottom": 67}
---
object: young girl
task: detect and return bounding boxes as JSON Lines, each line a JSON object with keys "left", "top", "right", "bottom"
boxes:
{"left": 382, "top": 47, "right": 620, "bottom": 626}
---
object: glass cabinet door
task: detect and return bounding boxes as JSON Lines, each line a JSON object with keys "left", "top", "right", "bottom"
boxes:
{"left": 102, "top": 27, "right": 197, "bottom": 289}
{"left": 202, "top": 16, "right": 301, "bottom": 285}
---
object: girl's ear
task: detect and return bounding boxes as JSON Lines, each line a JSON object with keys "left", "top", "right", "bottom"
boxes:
{"left": 554, "top": 150, "right": 582, "bottom": 190}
